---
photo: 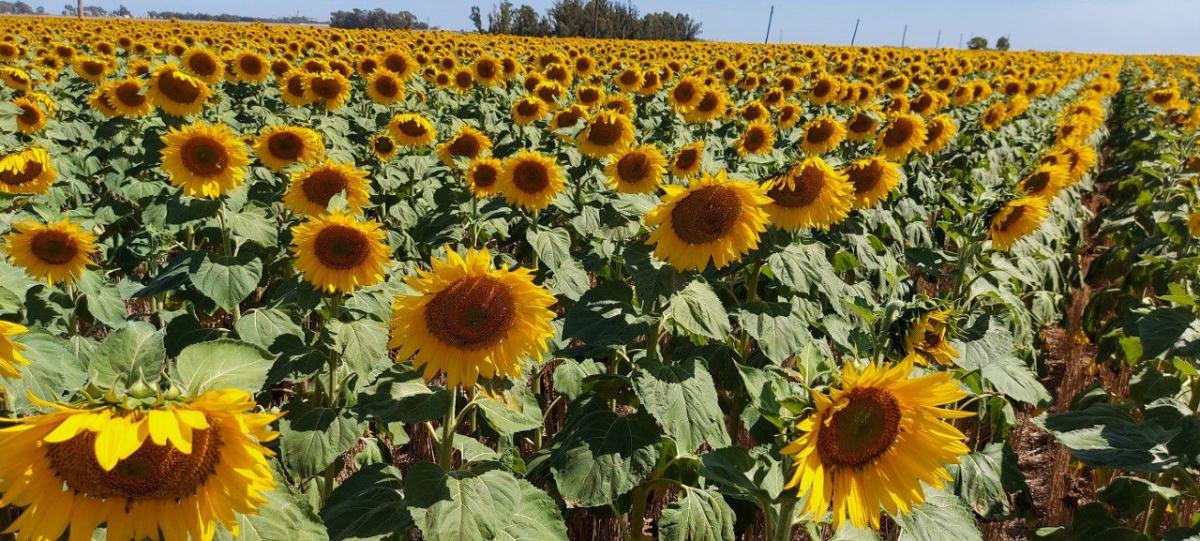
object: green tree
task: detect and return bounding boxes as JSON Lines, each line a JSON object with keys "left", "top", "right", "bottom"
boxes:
{"left": 995, "top": 36, "right": 1011, "bottom": 50}
{"left": 966, "top": 36, "right": 988, "bottom": 50}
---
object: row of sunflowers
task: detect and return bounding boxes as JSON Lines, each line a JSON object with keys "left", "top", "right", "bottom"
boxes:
{"left": 0, "top": 15, "right": 1198, "bottom": 541}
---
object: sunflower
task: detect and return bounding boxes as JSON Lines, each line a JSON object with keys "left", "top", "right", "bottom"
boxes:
{"left": 284, "top": 160, "right": 372, "bottom": 217}
{"left": 89, "top": 85, "right": 119, "bottom": 117}
{"left": 181, "top": 47, "right": 223, "bottom": 84}
{"left": 575, "top": 84, "right": 605, "bottom": 109}
{"left": 147, "top": 64, "right": 211, "bottom": 116}
{"left": 105, "top": 77, "right": 154, "bottom": 117}
{"left": 254, "top": 125, "right": 325, "bottom": 171}
{"left": 764, "top": 157, "right": 854, "bottom": 230}
{"left": 232, "top": 51, "right": 270, "bottom": 83}
{"left": 920, "top": 114, "right": 957, "bottom": 154}
{"left": 645, "top": 171, "right": 771, "bottom": 271}
{"left": 388, "top": 113, "right": 437, "bottom": 148}
{"left": 512, "top": 95, "right": 549, "bottom": 126}
{"left": 1, "top": 66, "right": 32, "bottom": 92}
{"left": 605, "top": 144, "right": 667, "bottom": 194}
{"left": 4, "top": 218, "right": 98, "bottom": 285}
{"left": 388, "top": 247, "right": 556, "bottom": 387}
{"left": 668, "top": 76, "right": 704, "bottom": 111}
{"left": 980, "top": 102, "right": 1008, "bottom": 131}
{"left": 876, "top": 113, "right": 927, "bottom": 161}
{"left": 0, "top": 388, "right": 278, "bottom": 541}
{"left": 800, "top": 115, "right": 847, "bottom": 156}
{"left": 161, "top": 122, "right": 250, "bottom": 199}
{"left": 13, "top": 97, "right": 47, "bottom": 134}
{"left": 550, "top": 104, "right": 588, "bottom": 134}
{"left": 308, "top": 71, "right": 351, "bottom": 111}
{"left": 902, "top": 310, "right": 959, "bottom": 366}
{"left": 72, "top": 56, "right": 109, "bottom": 83}
{"left": 0, "top": 146, "right": 56, "bottom": 195}
{"left": 1017, "top": 163, "right": 1070, "bottom": 200}
{"left": 670, "top": 141, "right": 705, "bottom": 179}
{"left": 845, "top": 157, "right": 902, "bottom": 209}
{"left": 1055, "top": 142, "right": 1098, "bottom": 183}
{"left": 0, "top": 320, "right": 29, "bottom": 379}
{"left": 466, "top": 157, "right": 503, "bottom": 198}
{"left": 500, "top": 150, "right": 565, "bottom": 211}
{"left": 437, "top": 126, "right": 493, "bottom": 170}
{"left": 782, "top": 361, "right": 970, "bottom": 529}
{"left": 684, "top": 88, "right": 727, "bottom": 123}
{"left": 845, "top": 109, "right": 881, "bottom": 142}
{"left": 366, "top": 69, "right": 405, "bottom": 104}
{"left": 279, "top": 69, "right": 312, "bottom": 106}
{"left": 290, "top": 212, "right": 390, "bottom": 294}
{"left": 371, "top": 134, "right": 398, "bottom": 161}
{"left": 1188, "top": 211, "right": 1200, "bottom": 238}
{"left": 736, "top": 121, "right": 776, "bottom": 157}
{"left": 989, "top": 197, "right": 1049, "bottom": 251}
{"left": 777, "top": 103, "right": 802, "bottom": 129}
{"left": 578, "top": 110, "right": 636, "bottom": 159}
{"left": 472, "top": 55, "right": 503, "bottom": 86}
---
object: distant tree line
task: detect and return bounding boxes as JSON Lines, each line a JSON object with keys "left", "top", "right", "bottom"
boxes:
{"left": 329, "top": 8, "right": 430, "bottom": 30}
{"left": 966, "top": 35, "right": 1011, "bottom": 51}
{"left": 144, "top": 10, "right": 314, "bottom": 23}
{"left": 0, "top": 1, "right": 44, "bottom": 14}
{"left": 61, "top": 4, "right": 129, "bottom": 16}
{"left": 469, "top": 0, "right": 701, "bottom": 41}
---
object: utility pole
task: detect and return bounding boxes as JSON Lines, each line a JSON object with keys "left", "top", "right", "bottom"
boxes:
{"left": 850, "top": 18, "right": 860, "bottom": 47}
{"left": 764, "top": 5, "right": 774, "bottom": 44}
{"left": 935, "top": 29, "right": 941, "bottom": 48}
{"left": 77, "top": 0, "right": 82, "bottom": 17}
{"left": 900, "top": 24, "right": 907, "bottom": 47}
{"left": 958, "top": 33, "right": 963, "bottom": 48}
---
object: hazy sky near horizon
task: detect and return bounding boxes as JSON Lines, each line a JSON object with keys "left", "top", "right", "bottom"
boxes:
{"left": 47, "top": 0, "right": 1200, "bottom": 55}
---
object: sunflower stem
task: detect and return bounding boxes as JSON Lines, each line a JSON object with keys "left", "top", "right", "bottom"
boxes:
{"left": 217, "top": 200, "right": 241, "bottom": 322}
{"left": 438, "top": 387, "right": 458, "bottom": 471}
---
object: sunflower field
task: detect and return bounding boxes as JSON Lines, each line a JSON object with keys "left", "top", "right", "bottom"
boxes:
{"left": 0, "top": 14, "right": 1199, "bottom": 541}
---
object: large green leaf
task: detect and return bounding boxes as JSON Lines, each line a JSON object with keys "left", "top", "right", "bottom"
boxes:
{"left": 216, "top": 484, "right": 328, "bottom": 541}
{"left": 664, "top": 280, "right": 729, "bottom": 341}
{"left": 176, "top": 339, "right": 274, "bottom": 394}
{"left": 527, "top": 226, "right": 572, "bottom": 270}
{"left": 658, "top": 487, "right": 736, "bottom": 541}
{"left": 76, "top": 270, "right": 127, "bottom": 328}
{"left": 357, "top": 365, "right": 451, "bottom": 424}
{"left": 633, "top": 357, "right": 730, "bottom": 453}
{"left": 330, "top": 318, "right": 390, "bottom": 381}
{"left": 736, "top": 302, "right": 811, "bottom": 364}
{"left": 1036, "top": 403, "right": 1179, "bottom": 472}
{"left": 1, "top": 331, "right": 87, "bottom": 413}
{"left": 280, "top": 402, "right": 366, "bottom": 481}
{"left": 89, "top": 320, "right": 165, "bottom": 388}
{"left": 321, "top": 464, "right": 413, "bottom": 541}
{"left": 189, "top": 252, "right": 263, "bottom": 312}
{"left": 953, "top": 318, "right": 1049, "bottom": 405}
{"left": 894, "top": 488, "right": 981, "bottom": 541}
{"left": 546, "top": 398, "right": 663, "bottom": 507}
{"left": 476, "top": 390, "right": 543, "bottom": 436}
{"left": 406, "top": 463, "right": 567, "bottom": 541}
{"left": 561, "top": 281, "right": 653, "bottom": 354}
{"left": 236, "top": 308, "right": 303, "bottom": 351}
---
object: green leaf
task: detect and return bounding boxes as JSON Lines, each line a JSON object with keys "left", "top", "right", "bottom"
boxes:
{"left": 189, "top": 252, "right": 263, "bottom": 312}
{"left": 216, "top": 484, "right": 329, "bottom": 541}
{"left": 477, "top": 391, "right": 543, "bottom": 436}
{"left": 546, "top": 397, "right": 663, "bottom": 507}
{"left": 952, "top": 442, "right": 1027, "bottom": 518}
{"left": 358, "top": 365, "right": 451, "bottom": 424}
{"left": 894, "top": 488, "right": 982, "bottom": 541}
{"left": 226, "top": 204, "right": 279, "bottom": 247}
{"left": 89, "top": 321, "right": 165, "bottom": 388}
{"left": 0, "top": 261, "right": 36, "bottom": 314}
{"left": 736, "top": 302, "right": 811, "bottom": 364}
{"left": 698, "top": 446, "right": 785, "bottom": 505}
{"left": 658, "top": 487, "right": 736, "bottom": 541}
{"left": 664, "top": 280, "right": 730, "bottom": 341}
{"left": 330, "top": 319, "right": 390, "bottom": 381}
{"left": 527, "top": 227, "right": 572, "bottom": 270}
{"left": 551, "top": 358, "right": 604, "bottom": 400}
{"left": 1137, "top": 307, "right": 1197, "bottom": 360}
{"left": 280, "top": 402, "right": 366, "bottom": 481}
{"left": 952, "top": 318, "right": 1049, "bottom": 405}
{"left": 321, "top": 464, "right": 413, "bottom": 541}
{"left": 407, "top": 463, "right": 567, "bottom": 541}
{"left": 236, "top": 308, "right": 303, "bottom": 351}
{"left": 76, "top": 270, "right": 127, "bottom": 328}
{"left": 633, "top": 356, "right": 730, "bottom": 453}
{"left": 561, "top": 282, "right": 653, "bottom": 355}
{"left": 1, "top": 331, "right": 87, "bottom": 413}
{"left": 176, "top": 339, "right": 274, "bottom": 394}
{"left": 1098, "top": 476, "right": 1179, "bottom": 518}
{"left": 1036, "top": 403, "right": 1179, "bottom": 472}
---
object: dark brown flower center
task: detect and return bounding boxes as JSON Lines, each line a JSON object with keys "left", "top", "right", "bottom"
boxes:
{"left": 472, "top": 165, "right": 498, "bottom": 188}
{"left": 670, "top": 185, "right": 742, "bottom": 244}
{"left": 396, "top": 119, "right": 427, "bottom": 138}
{"left": 424, "top": 275, "right": 516, "bottom": 350}
{"left": 180, "top": 136, "right": 228, "bottom": 177}
{"left": 187, "top": 53, "right": 218, "bottom": 77}
{"left": 286, "top": 75, "right": 307, "bottom": 97}
{"left": 301, "top": 169, "right": 350, "bottom": 207}
{"left": 0, "top": 157, "right": 43, "bottom": 186}
{"left": 17, "top": 104, "right": 38, "bottom": 124}
{"left": 516, "top": 100, "right": 540, "bottom": 117}
{"left": 512, "top": 161, "right": 550, "bottom": 194}
{"left": 239, "top": 55, "right": 264, "bottom": 76}
{"left": 384, "top": 55, "right": 408, "bottom": 74}
{"left": 159, "top": 70, "right": 202, "bottom": 104}
{"left": 925, "top": 121, "right": 945, "bottom": 143}
{"left": 475, "top": 59, "right": 497, "bottom": 79}
{"left": 310, "top": 76, "right": 342, "bottom": 99}
{"left": 998, "top": 205, "right": 1027, "bottom": 231}
{"left": 1022, "top": 171, "right": 1051, "bottom": 194}
{"left": 47, "top": 421, "right": 222, "bottom": 501}
{"left": 817, "top": 387, "right": 902, "bottom": 468}
{"left": 578, "top": 88, "right": 600, "bottom": 103}
{"left": 114, "top": 81, "right": 145, "bottom": 107}
{"left": 848, "top": 162, "right": 884, "bottom": 195}
{"left": 696, "top": 92, "right": 719, "bottom": 113}
{"left": 674, "top": 148, "right": 698, "bottom": 171}
{"left": 586, "top": 117, "right": 624, "bottom": 147}
{"left": 314, "top": 225, "right": 371, "bottom": 270}
{"left": 455, "top": 71, "right": 473, "bottom": 89}
{"left": 374, "top": 75, "right": 399, "bottom": 97}
{"left": 769, "top": 167, "right": 825, "bottom": 208}
{"left": 882, "top": 119, "right": 914, "bottom": 147}
{"left": 268, "top": 131, "right": 305, "bottom": 161}
{"left": 742, "top": 127, "right": 767, "bottom": 152}
{"left": 806, "top": 121, "right": 835, "bottom": 144}
{"left": 673, "top": 81, "right": 696, "bottom": 104}
{"left": 448, "top": 134, "right": 482, "bottom": 159}
{"left": 616, "top": 152, "right": 651, "bottom": 183}
{"left": 30, "top": 230, "right": 79, "bottom": 265}
{"left": 812, "top": 79, "right": 832, "bottom": 98}
{"left": 374, "top": 137, "right": 395, "bottom": 154}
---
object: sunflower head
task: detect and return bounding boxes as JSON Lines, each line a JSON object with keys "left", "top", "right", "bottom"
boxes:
{"left": 500, "top": 150, "right": 565, "bottom": 211}
{"left": 437, "top": 126, "right": 493, "bottom": 170}
{"left": 670, "top": 141, "right": 705, "bottom": 179}
{"left": 800, "top": 115, "right": 848, "bottom": 156}
{"left": 4, "top": 218, "right": 98, "bottom": 285}
{"left": 845, "top": 109, "right": 881, "bottom": 142}
{"left": 148, "top": 64, "right": 211, "bottom": 116}
{"left": 181, "top": 47, "right": 223, "bottom": 83}
{"left": 0, "top": 146, "right": 56, "bottom": 195}
{"left": 901, "top": 310, "right": 959, "bottom": 366}
{"left": 284, "top": 160, "right": 372, "bottom": 217}
{"left": 989, "top": 196, "right": 1050, "bottom": 251}
{"left": 669, "top": 76, "right": 704, "bottom": 111}
{"left": 371, "top": 133, "right": 398, "bottom": 161}
{"left": 736, "top": 121, "right": 776, "bottom": 157}
{"left": 388, "top": 246, "right": 556, "bottom": 387}
{"left": 1017, "top": 163, "right": 1070, "bottom": 200}
{"left": 920, "top": 114, "right": 957, "bottom": 154}
{"left": 645, "top": 170, "right": 771, "bottom": 270}
{"left": 367, "top": 69, "right": 405, "bottom": 104}
{"left": 0, "top": 387, "right": 279, "bottom": 541}
{"left": 764, "top": 157, "right": 854, "bottom": 230}
{"left": 388, "top": 113, "right": 437, "bottom": 148}
{"left": 279, "top": 69, "right": 313, "bottom": 106}
{"left": 605, "top": 144, "right": 667, "bottom": 194}
{"left": 254, "top": 125, "right": 325, "bottom": 171}
{"left": 232, "top": 51, "right": 269, "bottom": 83}
{"left": 578, "top": 110, "right": 636, "bottom": 159}
{"left": 782, "top": 361, "right": 970, "bottom": 529}
{"left": 845, "top": 156, "right": 902, "bottom": 209}
{"left": 13, "top": 97, "right": 48, "bottom": 134}
{"left": 684, "top": 88, "right": 727, "bottom": 123}
{"left": 308, "top": 71, "right": 351, "bottom": 110}
{"left": 876, "top": 113, "right": 928, "bottom": 161}
{"left": 290, "top": 212, "right": 391, "bottom": 294}
{"left": 161, "top": 122, "right": 251, "bottom": 199}
{"left": 465, "top": 157, "right": 503, "bottom": 198}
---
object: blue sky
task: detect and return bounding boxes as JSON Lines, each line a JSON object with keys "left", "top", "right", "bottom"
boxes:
{"left": 56, "top": 0, "right": 1200, "bottom": 55}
